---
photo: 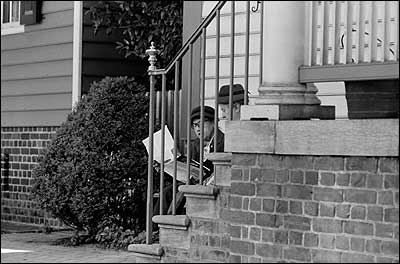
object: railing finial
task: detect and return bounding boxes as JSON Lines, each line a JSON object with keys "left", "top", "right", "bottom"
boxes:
{"left": 146, "top": 42, "right": 160, "bottom": 72}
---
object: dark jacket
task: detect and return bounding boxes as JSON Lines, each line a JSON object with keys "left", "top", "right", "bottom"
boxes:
{"left": 189, "top": 129, "right": 224, "bottom": 179}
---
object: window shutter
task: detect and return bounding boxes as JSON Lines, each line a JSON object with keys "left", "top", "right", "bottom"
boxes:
{"left": 20, "top": 1, "right": 42, "bottom": 25}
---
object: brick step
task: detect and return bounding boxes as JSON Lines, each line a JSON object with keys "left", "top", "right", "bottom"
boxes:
{"left": 178, "top": 152, "right": 232, "bottom": 221}
{"left": 179, "top": 185, "right": 219, "bottom": 219}
{"left": 207, "top": 152, "right": 232, "bottom": 187}
{"left": 152, "top": 215, "right": 191, "bottom": 250}
{"left": 129, "top": 152, "right": 232, "bottom": 262}
{"left": 127, "top": 243, "right": 163, "bottom": 263}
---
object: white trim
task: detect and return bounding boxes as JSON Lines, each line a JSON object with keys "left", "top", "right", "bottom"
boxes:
{"left": 1, "top": 1, "right": 24, "bottom": 35}
{"left": 72, "top": 1, "right": 83, "bottom": 108}
{"left": 1, "top": 23, "right": 24, "bottom": 35}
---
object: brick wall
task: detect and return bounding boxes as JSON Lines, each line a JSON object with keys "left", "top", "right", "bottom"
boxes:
{"left": 161, "top": 188, "right": 232, "bottom": 263}
{"left": 187, "top": 188, "right": 231, "bottom": 263}
{"left": 227, "top": 154, "right": 399, "bottom": 263}
{"left": 1, "top": 126, "right": 62, "bottom": 227}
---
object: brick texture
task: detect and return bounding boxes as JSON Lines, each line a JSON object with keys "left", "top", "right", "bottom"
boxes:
{"left": 162, "top": 153, "right": 399, "bottom": 263}
{"left": 223, "top": 153, "right": 399, "bottom": 263}
{"left": 1, "top": 127, "right": 61, "bottom": 227}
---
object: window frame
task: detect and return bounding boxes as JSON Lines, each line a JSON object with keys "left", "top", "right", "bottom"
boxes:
{"left": 1, "top": 1, "right": 24, "bottom": 35}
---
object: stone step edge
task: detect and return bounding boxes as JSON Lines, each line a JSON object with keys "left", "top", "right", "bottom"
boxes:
{"left": 128, "top": 243, "right": 163, "bottom": 259}
{"left": 207, "top": 152, "right": 232, "bottom": 165}
{"left": 152, "top": 215, "right": 190, "bottom": 230}
{"left": 178, "top": 185, "right": 219, "bottom": 199}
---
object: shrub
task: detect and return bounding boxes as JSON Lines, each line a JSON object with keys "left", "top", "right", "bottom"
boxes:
{"left": 95, "top": 225, "right": 159, "bottom": 250}
{"left": 85, "top": 1, "right": 183, "bottom": 66}
{"left": 32, "top": 76, "right": 150, "bottom": 240}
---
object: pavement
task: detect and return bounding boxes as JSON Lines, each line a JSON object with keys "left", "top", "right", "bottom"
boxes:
{"left": 1, "top": 221, "right": 137, "bottom": 263}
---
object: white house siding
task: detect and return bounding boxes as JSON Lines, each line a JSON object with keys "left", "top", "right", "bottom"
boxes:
{"left": 1, "top": 1, "right": 74, "bottom": 127}
{"left": 201, "top": 1, "right": 262, "bottom": 108}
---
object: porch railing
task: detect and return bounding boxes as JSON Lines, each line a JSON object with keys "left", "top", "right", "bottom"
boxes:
{"left": 300, "top": 1, "right": 399, "bottom": 83}
{"left": 144, "top": 1, "right": 263, "bottom": 244}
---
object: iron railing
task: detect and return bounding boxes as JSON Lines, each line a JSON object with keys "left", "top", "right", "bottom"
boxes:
{"left": 144, "top": 1, "right": 264, "bottom": 244}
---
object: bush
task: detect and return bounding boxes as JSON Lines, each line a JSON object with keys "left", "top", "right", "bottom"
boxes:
{"left": 95, "top": 225, "right": 159, "bottom": 250}
{"left": 85, "top": 1, "right": 183, "bottom": 66}
{"left": 32, "top": 76, "right": 150, "bottom": 240}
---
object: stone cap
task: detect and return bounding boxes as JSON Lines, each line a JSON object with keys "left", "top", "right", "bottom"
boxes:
{"left": 226, "top": 119, "right": 399, "bottom": 156}
{"left": 128, "top": 243, "right": 163, "bottom": 256}
{"left": 207, "top": 152, "right": 232, "bottom": 164}
{"left": 152, "top": 215, "right": 190, "bottom": 228}
{"left": 178, "top": 184, "right": 219, "bottom": 197}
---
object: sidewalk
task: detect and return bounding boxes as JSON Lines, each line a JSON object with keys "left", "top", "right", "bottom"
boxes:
{"left": 1, "top": 222, "right": 137, "bottom": 263}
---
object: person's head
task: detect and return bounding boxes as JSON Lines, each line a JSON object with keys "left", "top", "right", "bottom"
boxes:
{"left": 217, "top": 84, "right": 245, "bottom": 121}
{"left": 190, "top": 106, "right": 215, "bottom": 140}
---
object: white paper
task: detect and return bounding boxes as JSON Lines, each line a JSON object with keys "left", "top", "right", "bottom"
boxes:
{"left": 163, "top": 160, "right": 194, "bottom": 184}
{"left": 142, "top": 125, "right": 178, "bottom": 163}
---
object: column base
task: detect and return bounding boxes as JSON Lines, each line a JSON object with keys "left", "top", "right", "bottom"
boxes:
{"left": 241, "top": 104, "right": 335, "bottom": 120}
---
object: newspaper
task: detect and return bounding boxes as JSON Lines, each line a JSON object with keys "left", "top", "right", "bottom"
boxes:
{"left": 142, "top": 125, "right": 210, "bottom": 184}
{"left": 142, "top": 125, "right": 177, "bottom": 164}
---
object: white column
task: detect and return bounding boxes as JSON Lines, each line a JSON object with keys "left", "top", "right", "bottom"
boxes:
{"left": 256, "top": 1, "right": 320, "bottom": 105}
{"left": 241, "top": 1, "right": 329, "bottom": 120}
{"left": 72, "top": 1, "right": 83, "bottom": 109}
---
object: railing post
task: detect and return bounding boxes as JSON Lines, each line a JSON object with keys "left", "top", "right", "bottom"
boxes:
{"left": 229, "top": 1, "right": 235, "bottom": 121}
{"left": 145, "top": 42, "right": 159, "bottom": 245}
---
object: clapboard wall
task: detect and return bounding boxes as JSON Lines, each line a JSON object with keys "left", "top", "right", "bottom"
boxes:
{"left": 1, "top": 1, "right": 74, "bottom": 127}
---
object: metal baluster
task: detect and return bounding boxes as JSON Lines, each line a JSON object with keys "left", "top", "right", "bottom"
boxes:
{"left": 186, "top": 44, "right": 193, "bottom": 185}
{"left": 172, "top": 61, "right": 180, "bottom": 215}
{"left": 167, "top": 90, "right": 173, "bottom": 132}
{"left": 259, "top": 1, "right": 264, "bottom": 85}
{"left": 160, "top": 74, "right": 166, "bottom": 215}
{"left": 244, "top": 1, "right": 250, "bottom": 105}
{"left": 155, "top": 91, "right": 161, "bottom": 127}
{"left": 145, "top": 42, "right": 159, "bottom": 244}
{"left": 229, "top": 2, "right": 235, "bottom": 120}
{"left": 214, "top": 8, "right": 220, "bottom": 152}
{"left": 199, "top": 28, "right": 206, "bottom": 185}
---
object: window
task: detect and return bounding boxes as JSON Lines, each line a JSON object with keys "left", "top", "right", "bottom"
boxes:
{"left": 1, "top": 1, "right": 24, "bottom": 35}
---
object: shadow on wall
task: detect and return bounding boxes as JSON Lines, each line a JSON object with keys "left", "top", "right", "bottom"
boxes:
{"left": 316, "top": 80, "right": 399, "bottom": 120}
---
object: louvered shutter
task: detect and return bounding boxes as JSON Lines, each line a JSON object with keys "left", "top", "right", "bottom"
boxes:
{"left": 20, "top": 1, "right": 42, "bottom": 25}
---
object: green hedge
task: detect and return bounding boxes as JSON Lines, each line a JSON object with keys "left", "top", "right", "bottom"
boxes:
{"left": 32, "top": 76, "right": 150, "bottom": 239}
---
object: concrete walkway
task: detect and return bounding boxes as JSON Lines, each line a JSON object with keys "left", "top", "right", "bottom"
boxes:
{"left": 1, "top": 222, "right": 137, "bottom": 263}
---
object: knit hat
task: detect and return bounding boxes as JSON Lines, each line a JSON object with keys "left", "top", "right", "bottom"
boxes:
{"left": 190, "top": 105, "right": 215, "bottom": 124}
{"left": 217, "top": 84, "right": 245, "bottom": 104}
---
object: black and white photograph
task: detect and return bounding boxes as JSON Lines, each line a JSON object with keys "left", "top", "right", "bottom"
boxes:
{"left": 1, "top": 1, "right": 399, "bottom": 263}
